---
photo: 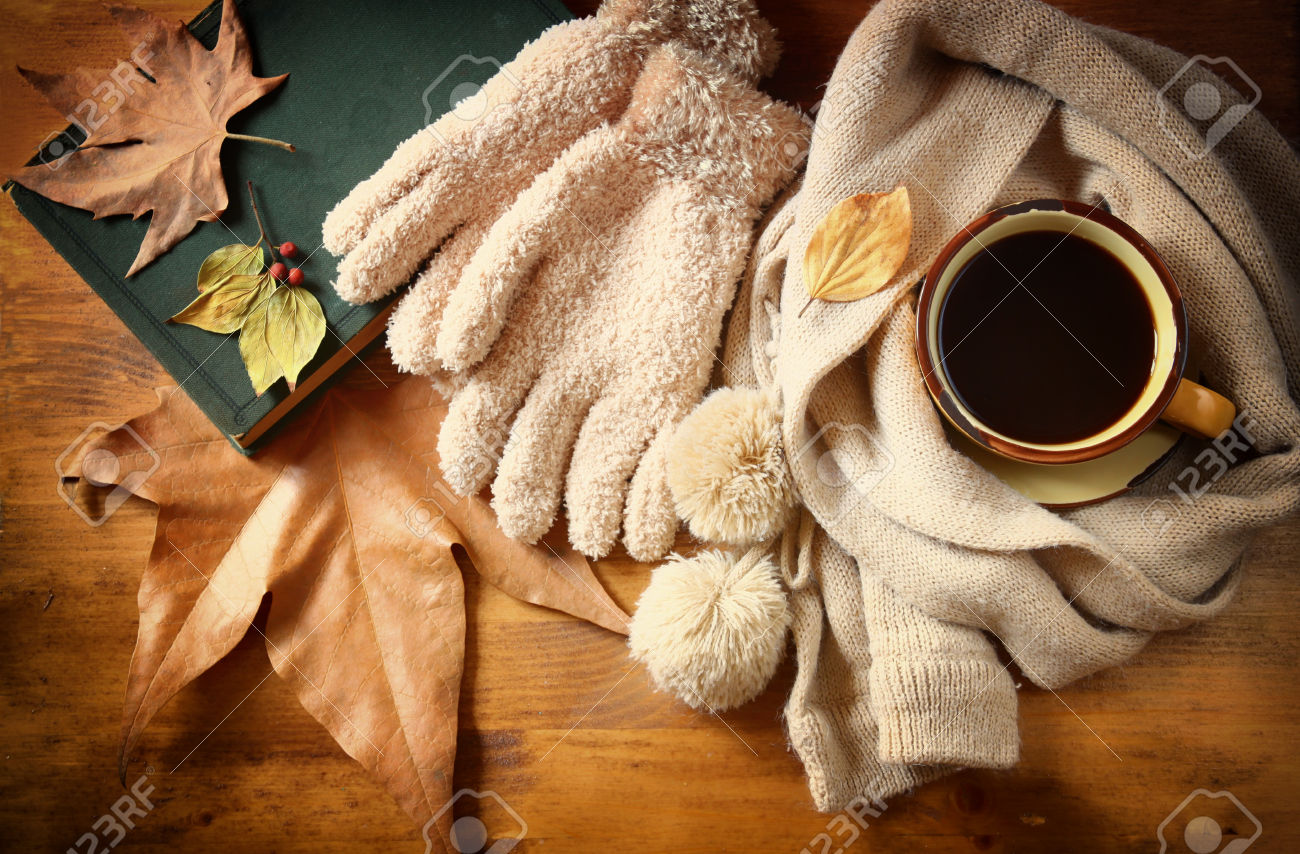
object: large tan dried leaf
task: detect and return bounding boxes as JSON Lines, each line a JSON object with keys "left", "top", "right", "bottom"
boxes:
{"left": 9, "top": 0, "right": 291, "bottom": 276}
{"left": 800, "top": 186, "right": 912, "bottom": 316}
{"left": 62, "top": 355, "right": 627, "bottom": 842}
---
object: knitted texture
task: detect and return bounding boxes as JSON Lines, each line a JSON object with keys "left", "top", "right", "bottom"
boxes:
{"left": 778, "top": 513, "right": 1003, "bottom": 809}
{"left": 432, "top": 44, "right": 809, "bottom": 561}
{"left": 322, "top": 0, "right": 779, "bottom": 379}
{"left": 724, "top": 0, "right": 1299, "bottom": 809}
{"left": 713, "top": 190, "right": 1018, "bottom": 810}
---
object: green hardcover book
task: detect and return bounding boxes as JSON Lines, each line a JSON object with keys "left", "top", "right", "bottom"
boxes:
{"left": 6, "top": 0, "right": 571, "bottom": 450}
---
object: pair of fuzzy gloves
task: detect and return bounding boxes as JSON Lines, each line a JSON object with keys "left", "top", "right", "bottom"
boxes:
{"left": 324, "top": 0, "right": 808, "bottom": 562}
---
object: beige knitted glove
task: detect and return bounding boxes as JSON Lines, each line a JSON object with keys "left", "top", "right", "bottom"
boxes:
{"left": 322, "top": 0, "right": 778, "bottom": 377}
{"left": 432, "top": 45, "right": 808, "bottom": 560}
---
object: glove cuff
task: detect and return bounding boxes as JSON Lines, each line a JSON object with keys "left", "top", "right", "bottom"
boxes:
{"left": 625, "top": 44, "right": 810, "bottom": 210}
{"left": 599, "top": 0, "right": 781, "bottom": 82}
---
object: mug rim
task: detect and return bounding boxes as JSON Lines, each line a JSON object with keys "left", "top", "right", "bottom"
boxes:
{"left": 915, "top": 198, "right": 1188, "bottom": 465}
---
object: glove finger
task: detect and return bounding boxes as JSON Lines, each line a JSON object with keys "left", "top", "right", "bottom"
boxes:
{"left": 434, "top": 191, "right": 563, "bottom": 371}
{"left": 323, "top": 25, "right": 571, "bottom": 260}
{"left": 387, "top": 218, "right": 490, "bottom": 376}
{"left": 333, "top": 161, "right": 471, "bottom": 305}
{"left": 437, "top": 345, "right": 539, "bottom": 497}
{"left": 437, "top": 130, "right": 626, "bottom": 371}
{"left": 322, "top": 126, "right": 444, "bottom": 257}
{"left": 429, "top": 368, "right": 469, "bottom": 402}
{"left": 623, "top": 420, "right": 683, "bottom": 562}
{"left": 491, "top": 369, "right": 593, "bottom": 545}
{"left": 565, "top": 395, "right": 660, "bottom": 558}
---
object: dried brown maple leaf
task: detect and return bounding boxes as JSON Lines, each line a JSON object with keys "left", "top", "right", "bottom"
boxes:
{"left": 10, "top": 0, "right": 291, "bottom": 276}
{"left": 63, "top": 355, "right": 628, "bottom": 843}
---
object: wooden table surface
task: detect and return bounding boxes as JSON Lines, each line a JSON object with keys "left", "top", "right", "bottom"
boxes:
{"left": 2, "top": 1, "right": 1297, "bottom": 852}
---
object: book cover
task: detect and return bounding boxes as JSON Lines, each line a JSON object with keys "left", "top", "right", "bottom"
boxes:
{"left": 6, "top": 0, "right": 571, "bottom": 449}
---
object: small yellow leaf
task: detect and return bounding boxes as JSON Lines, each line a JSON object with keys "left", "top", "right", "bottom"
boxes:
{"left": 801, "top": 186, "right": 912, "bottom": 316}
{"left": 198, "top": 242, "right": 265, "bottom": 292}
{"left": 265, "top": 286, "right": 327, "bottom": 391}
{"left": 239, "top": 292, "right": 287, "bottom": 396}
{"left": 170, "top": 272, "right": 274, "bottom": 334}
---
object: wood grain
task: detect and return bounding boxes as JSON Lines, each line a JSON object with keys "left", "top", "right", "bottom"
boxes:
{"left": 1, "top": 1, "right": 1297, "bottom": 851}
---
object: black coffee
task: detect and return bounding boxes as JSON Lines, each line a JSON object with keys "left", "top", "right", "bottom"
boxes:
{"left": 936, "top": 230, "right": 1155, "bottom": 444}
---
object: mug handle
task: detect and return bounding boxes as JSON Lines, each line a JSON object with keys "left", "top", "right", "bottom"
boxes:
{"left": 1159, "top": 378, "right": 1236, "bottom": 439}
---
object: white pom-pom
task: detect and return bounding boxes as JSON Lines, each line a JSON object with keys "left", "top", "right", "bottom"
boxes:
{"left": 667, "top": 387, "right": 793, "bottom": 546}
{"left": 628, "top": 547, "right": 790, "bottom": 712}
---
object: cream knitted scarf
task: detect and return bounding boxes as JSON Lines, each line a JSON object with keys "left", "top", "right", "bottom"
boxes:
{"left": 723, "top": 0, "right": 1300, "bottom": 809}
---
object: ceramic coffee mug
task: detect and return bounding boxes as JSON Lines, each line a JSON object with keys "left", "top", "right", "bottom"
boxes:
{"left": 916, "top": 199, "right": 1235, "bottom": 465}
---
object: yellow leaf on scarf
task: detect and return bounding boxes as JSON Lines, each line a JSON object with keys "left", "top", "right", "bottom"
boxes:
{"left": 800, "top": 185, "right": 912, "bottom": 317}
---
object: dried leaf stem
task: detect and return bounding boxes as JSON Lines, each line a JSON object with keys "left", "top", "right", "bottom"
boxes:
{"left": 227, "top": 132, "right": 296, "bottom": 152}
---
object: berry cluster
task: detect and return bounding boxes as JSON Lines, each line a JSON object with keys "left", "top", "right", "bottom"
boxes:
{"left": 269, "top": 242, "right": 305, "bottom": 286}
{"left": 247, "top": 182, "right": 308, "bottom": 288}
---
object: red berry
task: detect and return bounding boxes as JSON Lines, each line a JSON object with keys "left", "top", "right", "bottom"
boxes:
{"left": 269, "top": 261, "right": 288, "bottom": 281}
{"left": 280, "top": 241, "right": 298, "bottom": 259}
{"left": 287, "top": 267, "right": 305, "bottom": 287}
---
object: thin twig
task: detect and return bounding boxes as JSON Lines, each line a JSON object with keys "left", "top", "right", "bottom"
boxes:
{"left": 227, "top": 132, "right": 295, "bottom": 152}
{"left": 246, "top": 180, "right": 276, "bottom": 254}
